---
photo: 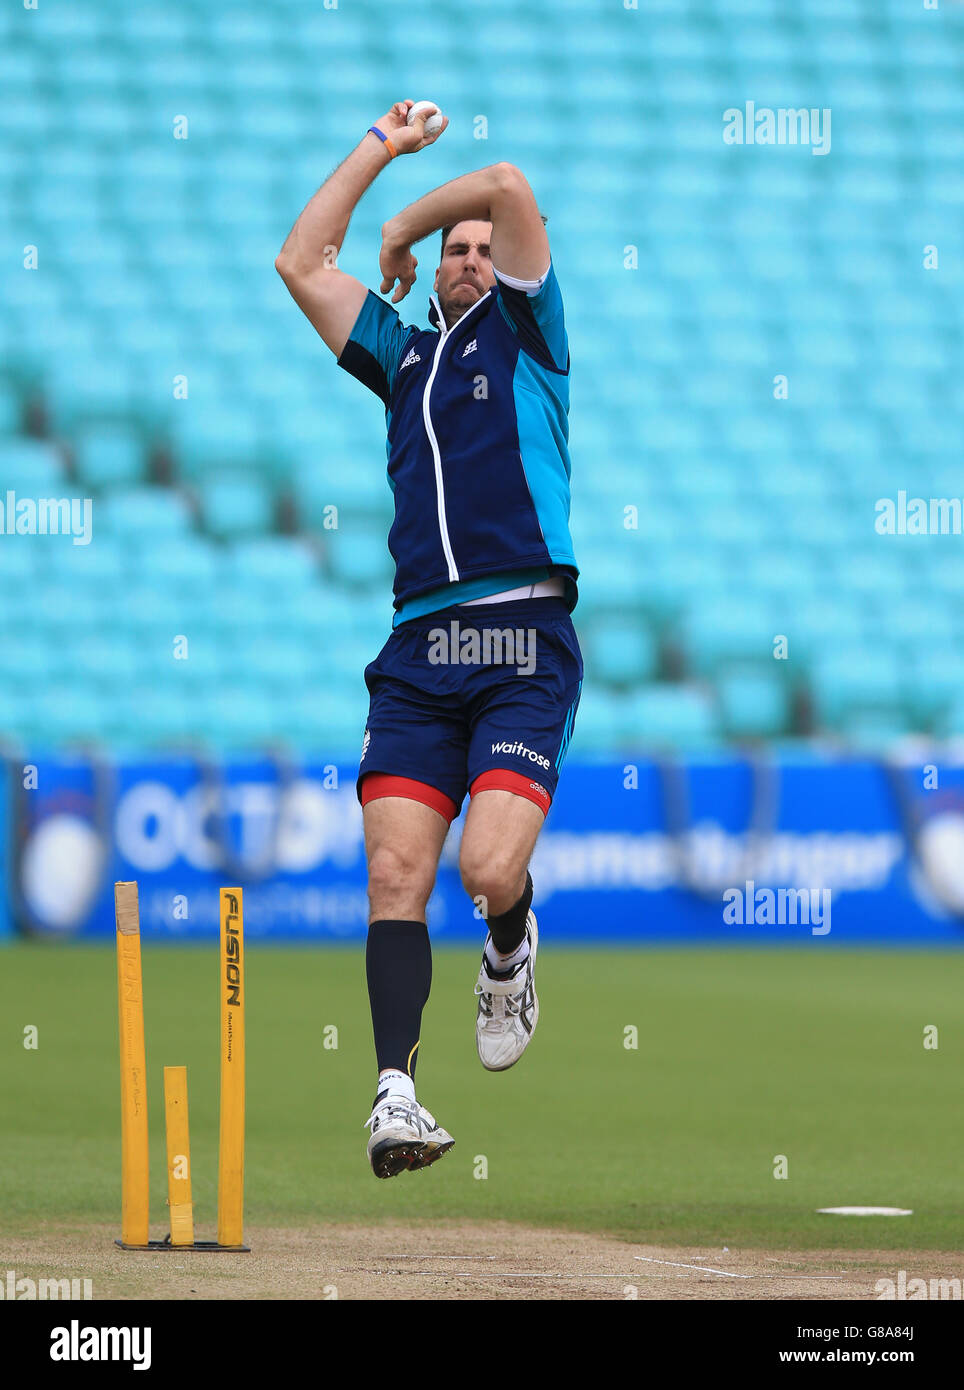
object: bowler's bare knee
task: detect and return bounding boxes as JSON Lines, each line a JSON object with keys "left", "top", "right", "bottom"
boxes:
{"left": 459, "top": 789, "right": 545, "bottom": 916}
{"left": 363, "top": 794, "right": 449, "bottom": 923}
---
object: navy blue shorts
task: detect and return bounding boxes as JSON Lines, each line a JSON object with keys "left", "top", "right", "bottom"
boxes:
{"left": 357, "top": 597, "right": 583, "bottom": 820}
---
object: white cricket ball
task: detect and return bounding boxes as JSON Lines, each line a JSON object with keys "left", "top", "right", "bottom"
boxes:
{"left": 407, "top": 100, "right": 444, "bottom": 136}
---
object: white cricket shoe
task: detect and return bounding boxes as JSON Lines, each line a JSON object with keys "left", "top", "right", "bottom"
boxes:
{"left": 364, "top": 1093, "right": 455, "bottom": 1179}
{"left": 474, "top": 911, "right": 539, "bottom": 1072}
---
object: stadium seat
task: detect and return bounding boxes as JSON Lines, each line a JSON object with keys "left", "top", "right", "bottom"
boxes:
{"left": 567, "top": 683, "right": 629, "bottom": 756}
{"left": 587, "top": 616, "right": 659, "bottom": 688}
{"left": 0, "top": 437, "right": 65, "bottom": 491}
{"left": 810, "top": 649, "right": 904, "bottom": 730}
{"left": 137, "top": 535, "right": 221, "bottom": 594}
{"left": 325, "top": 526, "right": 394, "bottom": 587}
{"left": 225, "top": 537, "right": 321, "bottom": 596}
{"left": 198, "top": 474, "right": 275, "bottom": 539}
{"left": 111, "top": 684, "right": 197, "bottom": 750}
{"left": 169, "top": 403, "right": 264, "bottom": 481}
{"left": 718, "top": 670, "right": 790, "bottom": 740}
{"left": 72, "top": 422, "right": 146, "bottom": 488}
{"left": 284, "top": 690, "right": 367, "bottom": 757}
{"left": 623, "top": 685, "right": 721, "bottom": 751}
{"left": 683, "top": 600, "right": 778, "bottom": 677}
{"left": 99, "top": 487, "right": 195, "bottom": 540}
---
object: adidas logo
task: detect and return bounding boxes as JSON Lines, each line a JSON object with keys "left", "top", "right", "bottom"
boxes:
{"left": 400, "top": 348, "right": 421, "bottom": 369}
{"left": 461, "top": 338, "right": 478, "bottom": 358}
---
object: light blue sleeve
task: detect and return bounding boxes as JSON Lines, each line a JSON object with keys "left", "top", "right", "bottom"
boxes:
{"left": 336, "top": 290, "right": 414, "bottom": 405}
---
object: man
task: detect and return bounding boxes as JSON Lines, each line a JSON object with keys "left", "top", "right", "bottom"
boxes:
{"left": 276, "top": 99, "right": 582, "bottom": 1178}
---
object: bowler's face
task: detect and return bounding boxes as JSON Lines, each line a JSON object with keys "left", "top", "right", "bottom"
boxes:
{"left": 435, "top": 220, "right": 496, "bottom": 327}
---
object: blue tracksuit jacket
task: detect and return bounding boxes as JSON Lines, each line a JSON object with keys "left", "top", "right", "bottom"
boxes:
{"left": 336, "top": 262, "right": 579, "bottom": 625}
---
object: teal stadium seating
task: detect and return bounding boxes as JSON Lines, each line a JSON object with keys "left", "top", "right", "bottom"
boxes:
{"left": 1, "top": 0, "right": 963, "bottom": 755}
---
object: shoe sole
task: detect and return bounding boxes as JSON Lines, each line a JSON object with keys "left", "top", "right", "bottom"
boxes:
{"left": 478, "top": 915, "right": 539, "bottom": 1073}
{"left": 369, "top": 1136, "right": 455, "bottom": 1180}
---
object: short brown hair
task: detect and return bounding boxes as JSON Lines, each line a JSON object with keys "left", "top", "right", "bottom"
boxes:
{"left": 441, "top": 214, "right": 548, "bottom": 256}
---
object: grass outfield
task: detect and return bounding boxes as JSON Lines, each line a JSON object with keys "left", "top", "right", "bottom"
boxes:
{"left": 0, "top": 944, "right": 961, "bottom": 1251}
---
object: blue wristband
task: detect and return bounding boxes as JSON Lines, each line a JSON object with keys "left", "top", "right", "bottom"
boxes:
{"left": 367, "top": 125, "right": 397, "bottom": 158}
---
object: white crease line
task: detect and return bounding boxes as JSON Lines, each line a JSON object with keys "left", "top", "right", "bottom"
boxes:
{"left": 711, "top": 1274, "right": 844, "bottom": 1281}
{"left": 634, "top": 1257, "right": 841, "bottom": 1281}
{"left": 635, "top": 1257, "right": 750, "bottom": 1278}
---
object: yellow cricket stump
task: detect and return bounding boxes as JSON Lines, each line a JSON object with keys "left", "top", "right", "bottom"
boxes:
{"left": 163, "top": 1066, "right": 195, "bottom": 1247}
{"left": 114, "top": 880, "right": 250, "bottom": 1252}
{"left": 217, "top": 887, "right": 246, "bottom": 1249}
{"left": 115, "top": 882, "right": 149, "bottom": 1248}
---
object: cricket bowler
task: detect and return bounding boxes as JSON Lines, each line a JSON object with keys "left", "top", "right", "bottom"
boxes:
{"left": 276, "top": 99, "right": 582, "bottom": 1177}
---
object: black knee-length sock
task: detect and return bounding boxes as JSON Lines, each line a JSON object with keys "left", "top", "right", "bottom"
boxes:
{"left": 484, "top": 871, "right": 534, "bottom": 955}
{"left": 366, "top": 920, "right": 432, "bottom": 1080}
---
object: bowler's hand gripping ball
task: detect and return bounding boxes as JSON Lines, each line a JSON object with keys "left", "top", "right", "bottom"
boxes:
{"left": 407, "top": 101, "right": 444, "bottom": 136}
